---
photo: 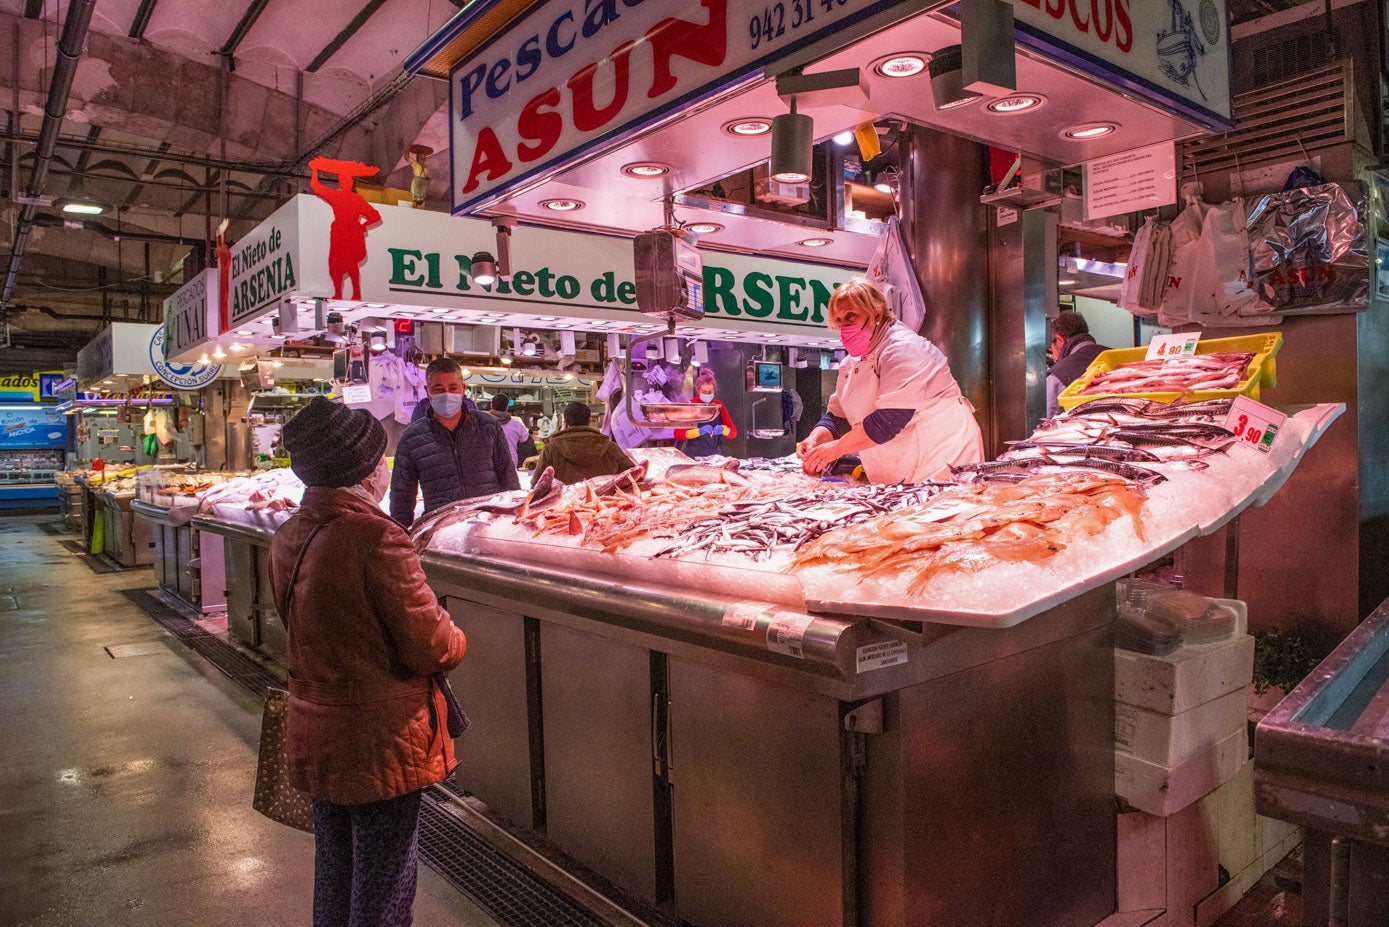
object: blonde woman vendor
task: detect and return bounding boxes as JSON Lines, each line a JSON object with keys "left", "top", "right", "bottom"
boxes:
{"left": 797, "top": 278, "right": 984, "bottom": 483}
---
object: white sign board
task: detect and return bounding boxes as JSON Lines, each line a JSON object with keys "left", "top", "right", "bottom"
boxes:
{"left": 216, "top": 196, "right": 851, "bottom": 342}
{"left": 163, "top": 269, "right": 220, "bottom": 359}
{"left": 445, "top": 0, "right": 907, "bottom": 212}
{"left": 1145, "top": 331, "right": 1200, "bottom": 360}
{"left": 1084, "top": 142, "right": 1178, "bottom": 221}
{"left": 1013, "top": 0, "right": 1231, "bottom": 128}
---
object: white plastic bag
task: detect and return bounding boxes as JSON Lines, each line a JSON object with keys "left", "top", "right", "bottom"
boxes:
{"left": 1118, "top": 217, "right": 1154, "bottom": 316}
{"left": 1188, "top": 199, "right": 1271, "bottom": 325}
{"left": 1158, "top": 194, "right": 1210, "bottom": 328}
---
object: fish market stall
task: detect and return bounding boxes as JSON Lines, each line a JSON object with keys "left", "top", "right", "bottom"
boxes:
{"left": 189, "top": 469, "right": 305, "bottom": 661}
{"left": 76, "top": 469, "right": 155, "bottom": 568}
{"left": 130, "top": 468, "right": 240, "bottom": 613}
{"left": 1255, "top": 593, "right": 1389, "bottom": 927}
{"left": 416, "top": 395, "right": 1342, "bottom": 927}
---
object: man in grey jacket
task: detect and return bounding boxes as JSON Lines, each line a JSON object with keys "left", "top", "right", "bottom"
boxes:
{"left": 389, "top": 358, "right": 520, "bottom": 528}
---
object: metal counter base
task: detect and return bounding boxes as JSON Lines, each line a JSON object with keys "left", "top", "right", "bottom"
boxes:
{"left": 425, "top": 551, "right": 1117, "bottom": 927}
{"left": 190, "top": 517, "right": 286, "bottom": 667}
{"left": 132, "top": 502, "right": 227, "bottom": 615}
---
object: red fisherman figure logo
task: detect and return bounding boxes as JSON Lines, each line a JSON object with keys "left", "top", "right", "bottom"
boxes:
{"left": 309, "top": 157, "right": 382, "bottom": 301}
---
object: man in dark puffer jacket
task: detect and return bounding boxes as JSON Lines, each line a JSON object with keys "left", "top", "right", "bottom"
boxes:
{"left": 390, "top": 357, "right": 520, "bottom": 528}
{"left": 1045, "top": 312, "right": 1108, "bottom": 418}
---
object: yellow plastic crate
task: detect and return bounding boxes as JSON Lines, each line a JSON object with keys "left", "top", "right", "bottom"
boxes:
{"left": 1057, "top": 332, "right": 1283, "bottom": 411}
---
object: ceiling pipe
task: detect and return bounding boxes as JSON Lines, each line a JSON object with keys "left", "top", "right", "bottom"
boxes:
{"left": 31, "top": 212, "right": 206, "bottom": 247}
{"left": 3, "top": 0, "right": 97, "bottom": 305}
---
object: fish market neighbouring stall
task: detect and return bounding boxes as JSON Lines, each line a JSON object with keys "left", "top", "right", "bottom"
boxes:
{"left": 0, "top": 372, "right": 67, "bottom": 512}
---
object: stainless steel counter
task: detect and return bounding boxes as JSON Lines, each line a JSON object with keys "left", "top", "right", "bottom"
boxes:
{"left": 132, "top": 501, "right": 219, "bottom": 613}
{"left": 190, "top": 516, "right": 284, "bottom": 662}
{"left": 94, "top": 491, "right": 154, "bottom": 568}
{"left": 424, "top": 548, "right": 1117, "bottom": 927}
{"left": 1256, "top": 595, "right": 1389, "bottom": 926}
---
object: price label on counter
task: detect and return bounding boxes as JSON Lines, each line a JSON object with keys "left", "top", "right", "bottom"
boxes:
{"left": 766, "top": 612, "right": 815, "bottom": 659}
{"left": 1223, "top": 396, "right": 1285, "bottom": 455}
{"left": 722, "top": 601, "right": 772, "bottom": 631}
{"left": 1145, "top": 332, "right": 1201, "bottom": 360}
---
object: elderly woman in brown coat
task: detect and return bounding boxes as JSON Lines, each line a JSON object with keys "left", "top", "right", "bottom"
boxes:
{"left": 272, "top": 396, "right": 467, "bottom": 927}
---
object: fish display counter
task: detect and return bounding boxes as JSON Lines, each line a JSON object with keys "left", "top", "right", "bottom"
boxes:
{"left": 415, "top": 397, "right": 1344, "bottom": 927}
{"left": 129, "top": 469, "right": 245, "bottom": 613}
{"left": 75, "top": 471, "right": 152, "bottom": 568}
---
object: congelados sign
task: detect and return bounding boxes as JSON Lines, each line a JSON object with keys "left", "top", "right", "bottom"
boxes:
{"left": 447, "top": 0, "right": 898, "bottom": 212}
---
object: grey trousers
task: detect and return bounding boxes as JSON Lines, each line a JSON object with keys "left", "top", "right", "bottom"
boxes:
{"left": 312, "top": 789, "right": 424, "bottom": 927}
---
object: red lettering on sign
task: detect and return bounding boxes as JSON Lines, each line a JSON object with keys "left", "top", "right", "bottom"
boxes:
{"left": 461, "top": 127, "right": 515, "bottom": 195}
{"left": 1069, "top": 0, "right": 1089, "bottom": 31}
{"left": 1115, "top": 0, "right": 1132, "bottom": 51}
{"left": 517, "top": 87, "right": 564, "bottom": 163}
{"left": 647, "top": 0, "right": 729, "bottom": 99}
{"left": 567, "top": 41, "right": 636, "bottom": 132}
{"left": 1091, "top": 0, "right": 1112, "bottom": 42}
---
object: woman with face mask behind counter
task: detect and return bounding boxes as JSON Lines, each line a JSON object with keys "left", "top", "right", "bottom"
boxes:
{"left": 797, "top": 278, "right": 984, "bottom": 483}
{"left": 673, "top": 368, "right": 737, "bottom": 458}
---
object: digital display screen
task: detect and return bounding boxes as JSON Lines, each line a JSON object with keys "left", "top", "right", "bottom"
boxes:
{"left": 754, "top": 362, "right": 782, "bottom": 391}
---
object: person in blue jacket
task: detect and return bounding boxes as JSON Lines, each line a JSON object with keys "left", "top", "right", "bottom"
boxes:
{"left": 674, "top": 369, "right": 737, "bottom": 457}
{"left": 390, "top": 357, "right": 519, "bottom": 528}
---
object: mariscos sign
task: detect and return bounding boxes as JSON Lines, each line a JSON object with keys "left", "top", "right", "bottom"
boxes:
{"left": 446, "top": 0, "right": 905, "bottom": 213}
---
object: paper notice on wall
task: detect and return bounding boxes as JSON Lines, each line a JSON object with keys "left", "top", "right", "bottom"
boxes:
{"left": 341, "top": 384, "right": 373, "bottom": 405}
{"left": 1084, "top": 142, "right": 1178, "bottom": 221}
{"left": 766, "top": 612, "right": 816, "bottom": 659}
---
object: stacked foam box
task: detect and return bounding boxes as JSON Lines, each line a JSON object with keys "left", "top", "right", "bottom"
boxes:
{"left": 1114, "top": 628, "right": 1254, "bottom": 817}
{"left": 1100, "top": 607, "right": 1300, "bottom": 927}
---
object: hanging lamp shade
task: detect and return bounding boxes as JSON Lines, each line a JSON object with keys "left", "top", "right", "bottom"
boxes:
{"left": 770, "top": 99, "right": 813, "bottom": 184}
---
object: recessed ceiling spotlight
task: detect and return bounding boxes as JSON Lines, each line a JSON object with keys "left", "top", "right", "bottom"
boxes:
{"left": 541, "top": 198, "right": 584, "bottom": 211}
{"left": 687, "top": 222, "right": 723, "bottom": 234}
{"left": 798, "top": 237, "right": 833, "bottom": 247}
{"left": 873, "top": 53, "right": 928, "bottom": 79}
{"left": 1062, "top": 122, "right": 1117, "bottom": 140}
{"left": 429, "top": 307, "right": 451, "bottom": 313}
{"left": 986, "top": 93, "right": 1046, "bottom": 114}
{"left": 621, "top": 162, "right": 670, "bottom": 177}
{"left": 235, "top": 329, "right": 253, "bottom": 335}
{"left": 722, "top": 118, "right": 773, "bottom": 137}
{"left": 833, "top": 131, "right": 855, "bottom": 146}
{"left": 537, "top": 316, "right": 559, "bottom": 321}
{"left": 553, "top": 323, "right": 573, "bottom": 328}
{"left": 1057, "top": 278, "right": 1078, "bottom": 285}
{"left": 364, "top": 303, "right": 388, "bottom": 309}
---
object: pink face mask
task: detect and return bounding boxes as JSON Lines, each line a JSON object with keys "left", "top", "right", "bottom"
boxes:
{"left": 839, "top": 323, "right": 873, "bottom": 357}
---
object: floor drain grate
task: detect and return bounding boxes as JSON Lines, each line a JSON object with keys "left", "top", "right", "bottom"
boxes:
{"left": 119, "top": 585, "right": 616, "bottom": 927}
{"left": 37, "top": 521, "right": 67, "bottom": 536}
{"left": 119, "top": 589, "right": 283, "bottom": 697}
{"left": 418, "top": 793, "right": 610, "bottom": 927}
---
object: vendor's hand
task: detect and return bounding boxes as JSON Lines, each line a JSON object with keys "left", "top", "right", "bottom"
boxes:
{"left": 698, "top": 424, "right": 718, "bottom": 438}
{"left": 801, "top": 440, "right": 840, "bottom": 475}
{"left": 796, "top": 430, "right": 829, "bottom": 461}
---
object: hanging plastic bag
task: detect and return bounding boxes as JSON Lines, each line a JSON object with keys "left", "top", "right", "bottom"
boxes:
{"left": 1246, "top": 182, "right": 1369, "bottom": 314}
{"left": 1157, "top": 190, "right": 1210, "bottom": 328}
{"left": 1188, "top": 199, "right": 1272, "bottom": 325}
{"left": 1118, "top": 217, "right": 1155, "bottom": 316}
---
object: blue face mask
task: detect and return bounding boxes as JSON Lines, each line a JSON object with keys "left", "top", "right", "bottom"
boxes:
{"left": 430, "top": 393, "right": 464, "bottom": 417}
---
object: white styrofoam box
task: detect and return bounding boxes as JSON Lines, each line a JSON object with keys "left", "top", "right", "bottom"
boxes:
{"left": 1115, "top": 634, "right": 1255, "bottom": 715}
{"left": 1116, "top": 687, "right": 1247, "bottom": 767}
{"left": 1117, "top": 728, "right": 1248, "bottom": 817}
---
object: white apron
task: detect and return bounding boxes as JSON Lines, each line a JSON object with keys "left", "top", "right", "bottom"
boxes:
{"left": 831, "top": 324, "right": 985, "bottom": 484}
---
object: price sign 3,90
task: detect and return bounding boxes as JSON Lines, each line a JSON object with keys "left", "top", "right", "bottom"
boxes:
{"left": 1223, "top": 396, "right": 1286, "bottom": 455}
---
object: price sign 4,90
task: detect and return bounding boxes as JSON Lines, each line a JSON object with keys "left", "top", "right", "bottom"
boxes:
{"left": 1223, "top": 396, "right": 1286, "bottom": 455}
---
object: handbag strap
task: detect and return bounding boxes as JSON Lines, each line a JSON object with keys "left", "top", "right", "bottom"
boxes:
{"left": 278, "top": 520, "right": 328, "bottom": 626}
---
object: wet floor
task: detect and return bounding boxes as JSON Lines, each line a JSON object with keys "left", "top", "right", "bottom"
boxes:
{"left": 0, "top": 516, "right": 503, "bottom": 927}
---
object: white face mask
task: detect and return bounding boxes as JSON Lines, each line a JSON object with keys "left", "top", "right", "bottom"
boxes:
{"left": 698, "top": 391, "right": 715, "bottom": 403}
{"left": 361, "top": 457, "right": 390, "bottom": 502}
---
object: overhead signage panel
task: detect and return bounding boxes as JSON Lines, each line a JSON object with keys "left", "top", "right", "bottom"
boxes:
{"left": 163, "top": 269, "right": 220, "bottom": 359}
{"left": 445, "top": 0, "right": 910, "bottom": 214}
{"left": 233, "top": 196, "right": 854, "bottom": 339}
{"left": 1011, "top": 0, "right": 1231, "bottom": 129}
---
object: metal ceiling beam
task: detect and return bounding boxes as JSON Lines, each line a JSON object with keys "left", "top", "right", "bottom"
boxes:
{"left": 219, "top": 0, "right": 273, "bottom": 59}
{"left": 306, "top": 0, "right": 390, "bottom": 72}
{"left": 0, "top": 129, "right": 306, "bottom": 178}
{"left": 3, "top": 0, "right": 97, "bottom": 304}
{"left": 128, "top": 0, "right": 159, "bottom": 39}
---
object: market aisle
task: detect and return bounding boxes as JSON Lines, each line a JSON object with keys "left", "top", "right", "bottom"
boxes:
{"left": 0, "top": 517, "right": 505, "bottom": 927}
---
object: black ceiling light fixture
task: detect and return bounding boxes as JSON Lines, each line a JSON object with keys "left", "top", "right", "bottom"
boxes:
{"left": 770, "top": 97, "right": 813, "bottom": 184}
{"left": 928, "top": 45, "right": 982, "bottom": 111}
